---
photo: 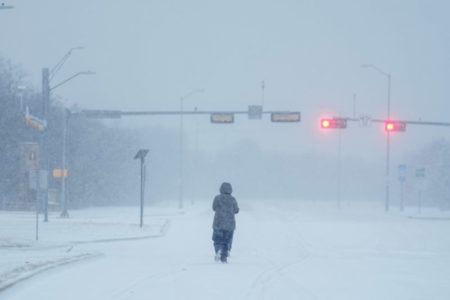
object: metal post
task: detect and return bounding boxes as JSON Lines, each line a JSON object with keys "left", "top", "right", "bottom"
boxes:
{"left": 385, "top": 133, "right": 390, "bottom": 212}
{"left": 400, "top": 181, "right": 405, "bottom": 212}
{"left": 60, "top": 109, "right": 69, "bottom": 217}
{"left": 134, "top": 149, "right": 148, "bottom": 227}
{"left": 192, "top": 106, "right": 199, "bottom": 206}
{"left": 178, "top": 89, "right": 204, "bottom": 210}
{"left": 385, "top": 73, "right": 391, "bottom": 212}
{"left": 337, "top": 127, "right": 342, "bottom": 208}
{"left": 42, "top": 68, "right": 50, "bottom": 222}
{"left": 140, "top": 157, "right": 145, "bottom": 227}
{"left": 35, "top": 170, "right": 39, "bottom": 241}
{"left": 179, "top": 98, "right": 184, "bottom": 210}
{"left": 418, "top": 190, "right": 422, "bottom": 214}
{"left": 361, "top": 64, "right": 392, "bottom": 212}
{"left": 261, "top": 80, "right": 265, "bottom": 107}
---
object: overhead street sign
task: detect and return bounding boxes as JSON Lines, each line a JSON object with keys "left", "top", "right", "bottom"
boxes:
{"left": 271, "top": 112, "right": 301, "bottom": 122}
{"left": 248, "top": 105, "right": 263, "bottom": 119}
{"left": 210, "top": 113, "right": 234, "bottom": 124}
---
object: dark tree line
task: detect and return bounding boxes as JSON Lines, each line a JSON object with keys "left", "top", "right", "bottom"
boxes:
{"left": 0, "top": 58, "right": 35, "bottom": 204}
{"left": 0, "top": 57, "right": 144, "bottom": 209}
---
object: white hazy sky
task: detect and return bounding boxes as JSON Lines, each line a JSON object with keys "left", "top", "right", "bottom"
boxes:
{"left": 1, "top": 0, "right": 449, "bottom": 159}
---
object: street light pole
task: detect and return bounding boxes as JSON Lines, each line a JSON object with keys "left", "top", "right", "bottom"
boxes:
{"left": 40, "top": 47, "right": 93, "bottom": 220}
{"left": 60, "top": 109, "right": 70, "bottom": 218}
{"left": 134, "top": 149, "right": 149, "bottom": 228}
{"left": 179, "top": 89, "right": 204, "bottom": 210}
{"left": 361, "top": 64, "right": 391, "bottom": 212}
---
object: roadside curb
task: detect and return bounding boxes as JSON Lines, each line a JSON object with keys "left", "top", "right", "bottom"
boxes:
{"left": 0, "top": 253, "right": 101, "bottom": 292}
{"left": 0, "top": 219, "right": 171, "bottom": 294}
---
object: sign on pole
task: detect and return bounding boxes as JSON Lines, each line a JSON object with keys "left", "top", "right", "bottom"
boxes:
{"left": 29, "top": 170, "right": 38, "bottom": 190}
{"left": 248, "top": 105, "right": 263, "bottom": 120}
{"left": 39, "top": 170, "right": 48, "bottom": 189}
{"left": 25, "top": 108, "right": 47, "bottom": 131}
{"left": 398, "top": 164, "right": 407, "bottom": 182}
{"left": 271, "top": 112, "right": 301, "bottom": 123}
{"left": 211, "top": 113, "right": 234, "bottom": 124}
{"left": 52, "top": 169, "right": 68, "bottom": 178}
{"left": 415, "top": 168, "right": 425, "bottom": 178}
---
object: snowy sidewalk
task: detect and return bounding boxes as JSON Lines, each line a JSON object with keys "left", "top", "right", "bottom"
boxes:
{"left": 0, "top": 206, "right": 171, "bottom": 291}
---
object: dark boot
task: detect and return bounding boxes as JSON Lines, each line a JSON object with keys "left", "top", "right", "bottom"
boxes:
{"left": 220, "top": 247, "right": 228, "bottom": 263}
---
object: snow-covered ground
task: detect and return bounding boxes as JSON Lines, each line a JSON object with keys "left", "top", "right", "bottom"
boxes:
{"left": 1, "top": 200, "right": 450, "bottom": 299}
{"left": 0, "top": 207, "right": 169, "bottom": 292}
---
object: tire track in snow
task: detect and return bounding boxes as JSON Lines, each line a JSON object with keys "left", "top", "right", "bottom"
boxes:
{"left": 243, "top": 202, "right": 317, "bottom": 300}
{"left": 109, "top": 268, "right": 184, "bottom": 300}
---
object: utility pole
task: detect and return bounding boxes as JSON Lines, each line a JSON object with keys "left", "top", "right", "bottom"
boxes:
{"left": 40, "top": 47, "right": 93, "bottom": 219}
{"left": 41, "top": 68, "right": 50, "bottom": 222}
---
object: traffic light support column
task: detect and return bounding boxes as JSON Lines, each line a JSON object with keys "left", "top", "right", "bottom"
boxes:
{"left": 386, "top": 73, "right": 391, "bottom": 212}
{"left": 385, "top": 133, "right": 390, "bottom": 212}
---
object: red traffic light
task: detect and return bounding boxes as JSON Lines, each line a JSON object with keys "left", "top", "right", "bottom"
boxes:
{"left": 320, "top": 118, "right": 347, "bottom": 129}
{"left": 321, "top": 119, "right": 331, "bottom": 128}
{"left": 385, "top": 121, "right": 406, "bottom": 132}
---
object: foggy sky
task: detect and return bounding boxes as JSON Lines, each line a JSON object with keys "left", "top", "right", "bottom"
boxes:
{"left": 1, "top": 0, "right": 450, "bottom": 161}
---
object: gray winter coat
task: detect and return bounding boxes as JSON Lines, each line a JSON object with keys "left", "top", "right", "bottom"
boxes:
{"left": 212, "top": 182, "right": 239, "bottom": 231}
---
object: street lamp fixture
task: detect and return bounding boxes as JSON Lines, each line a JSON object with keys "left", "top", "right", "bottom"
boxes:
{"left": 0, "top": 3, "right": 14, "bottom": 9}
{"left": 50, "top": 71, "right": 96, "bottom": 91}
{"left": 50, "top": 47, "right": 85, "bottom": 80}
{"left": 39, "top": 47, "right": 93, "bottom": 220}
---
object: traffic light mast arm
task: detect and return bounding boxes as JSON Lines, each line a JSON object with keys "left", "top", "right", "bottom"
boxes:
{"left": 74, "top": 109, "right": 300, "bottom": 118}
{"left": 371, "top": 119, "right": 450, "bottom": 127}
{"left": 402, "top": 120, "right": 450, "bottom": 127}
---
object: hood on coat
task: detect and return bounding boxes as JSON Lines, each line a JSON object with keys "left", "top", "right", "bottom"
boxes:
{"left": 219, "top": 182, "right": 232, "bottom": 195}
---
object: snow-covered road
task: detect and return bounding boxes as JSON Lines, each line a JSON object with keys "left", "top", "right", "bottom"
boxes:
{"left": 2, "top": 200, "right": 450, "bottom": 300}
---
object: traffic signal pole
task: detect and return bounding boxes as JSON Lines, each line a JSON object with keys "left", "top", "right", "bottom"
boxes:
{"left": 322, "top": 114, "right": 450, "bottom": 212}
{"left": 386, "top": 73, "right": 391, "bottom": 212}
{"left": 337, "top": 126, "right": 342, "bottom": 208}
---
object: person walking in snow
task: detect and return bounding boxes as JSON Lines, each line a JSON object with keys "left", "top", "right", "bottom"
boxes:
{"left": 212, "top": 182, "right": 239, "bottom": 263}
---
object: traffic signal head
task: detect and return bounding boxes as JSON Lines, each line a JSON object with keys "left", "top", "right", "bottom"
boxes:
{"left": 320, "top": 118, "right": 347, "bottom": 129}
{"left": 385, "top": 121, "right": 406, "bottom": 132}
{"left": 321, "top": 119, "right": 331, "bottom": 128}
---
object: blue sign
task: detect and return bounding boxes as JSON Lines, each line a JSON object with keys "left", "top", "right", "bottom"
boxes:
{"left": 398, "top": 164, "right": 407, "bottom": 182}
